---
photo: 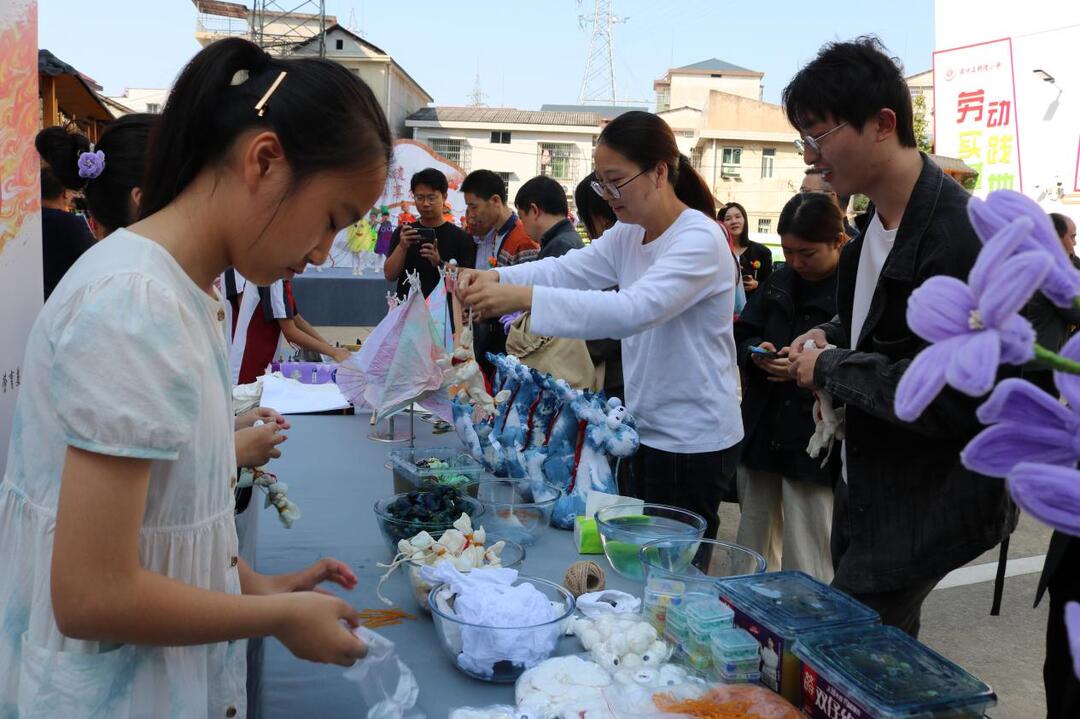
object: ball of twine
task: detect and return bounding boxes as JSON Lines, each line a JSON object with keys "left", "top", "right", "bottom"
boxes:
{"left": 564, "top": 560, "right": 605, "bottom": 597}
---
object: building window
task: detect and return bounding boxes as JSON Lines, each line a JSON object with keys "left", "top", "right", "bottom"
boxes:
{"left": 335, "top": 39, "right": 344, "bottom": 50}
{"left": 757, "top": 218, "right": 772, "bottom": 234}
{"left": 146, "top": 103, "right": 161, "bottom": 113}
{"left": 538, "top": 143, "right": 576, "bottom": 181}
{"left": 721, "top": 147, "right": 742, "bottom": 178}
{"left": 656, "top": 87, "right": 671, "bottom": 113}
{"left": 490, "top": 131, "right": 511, "bottom": 144}
{"left": 429, "top": 138, "right": 465, "bottom": 166}
{"left": 761, "top": 148, "right": 775, "bottom": 179}
{"left": 690, "top": 146, "right": 704, "bottom": 170}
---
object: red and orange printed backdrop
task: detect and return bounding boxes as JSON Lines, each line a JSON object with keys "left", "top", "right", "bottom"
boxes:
{"left": 0, "top": 0, "right": 42, "bottom": 468}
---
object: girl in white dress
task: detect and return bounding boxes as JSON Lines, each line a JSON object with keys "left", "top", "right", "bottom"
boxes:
{"left": 0, "top": 37, "right": 391, "bottom": 718}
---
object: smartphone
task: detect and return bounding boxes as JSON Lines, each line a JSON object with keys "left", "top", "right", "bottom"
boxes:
{"left": 415, "top": 226, "right": 437, "bottom": 245}
{"left": 749, "top": 346, "right": 778, "bottom": 360}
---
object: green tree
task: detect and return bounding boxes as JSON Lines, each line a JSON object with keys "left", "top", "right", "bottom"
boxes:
{"left": 912, "top": 94, "right": 934, "bottom": 154}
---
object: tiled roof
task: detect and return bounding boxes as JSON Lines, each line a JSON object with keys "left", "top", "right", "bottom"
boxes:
{"left": 407, "top": 106, "right": 603, "bottom": 126}
{"left": 676, "top": 58, "right": 759, "bottom": 74}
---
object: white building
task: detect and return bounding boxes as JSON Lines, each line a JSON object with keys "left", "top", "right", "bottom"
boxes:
{"left": 935, "top": 0, "right": 1080, "bottom": 212}
{"left": 654, "top": 58, "right": 764, "bottom": 113}
{"left": 406, "top": 106, "right": 609, "bottom": 208}
{"left": 651, "top": 59, "right": 802, "bottom": 233}
{"left": 105, "top": 87, "right": 169, "bottom": 114}
{"left": 291, "top": 25, "right": 432, "bottom": 139}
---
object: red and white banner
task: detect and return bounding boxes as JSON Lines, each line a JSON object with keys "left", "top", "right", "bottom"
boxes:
{"left": 934, "top": 37, "right": 1023, "bottom": 196}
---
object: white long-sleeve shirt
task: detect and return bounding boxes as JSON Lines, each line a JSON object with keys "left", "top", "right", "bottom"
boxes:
{"left": 496, "top": 209, "right": 743, "bottom": 453}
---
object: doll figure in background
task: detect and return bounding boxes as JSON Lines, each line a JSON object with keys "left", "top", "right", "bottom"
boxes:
{"left": 375, "top": 206, "right": 394, "bottom": 256}
{"left": 567, "top": 395, "right": 638, "bottom": 514}
{"left": 398, "top": 203, "right": 417, "bottom": 227}
{"left": 542, "top": 377, "right": 586, "bottom": 528}
{"left": 347, "top": 216, "right": 374, "bottom": 275}
{"left": 494, "top": 358, "right": 544, "bottom": 479}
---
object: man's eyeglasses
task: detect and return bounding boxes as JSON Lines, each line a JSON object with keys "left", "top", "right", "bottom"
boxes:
{"left": 591, "top": 169, "right": 648, "bottom": 200}
{"left": 794, "top": 121, "right": 849, "bottom": 154}
{"left": 413, "top": 194, "right": 441, "bottom": 204}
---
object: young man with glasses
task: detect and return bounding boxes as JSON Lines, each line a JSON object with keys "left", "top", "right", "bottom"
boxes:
{"left": 783, "top": 38, "right": 1017, "bottom": 639}
{"left": 384, "top": 168, "right": 476, "bottom": 299}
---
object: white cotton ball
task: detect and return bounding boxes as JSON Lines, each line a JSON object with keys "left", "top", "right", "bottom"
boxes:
{"left": 641, "top": 640, "right": 670, "bottom": 666}
{"left": 620, "top": 653, "right": 644, "bottom": 670}
{"left": 578, "top": 627, "right": 600, "bottom": 650}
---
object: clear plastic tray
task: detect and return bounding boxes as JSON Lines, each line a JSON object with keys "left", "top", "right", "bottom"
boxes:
{"left": 793, "top": 625, "right": 996, "bottom": 718}
{"left": 389, "top": 447, "right": 484, "bottom": 492}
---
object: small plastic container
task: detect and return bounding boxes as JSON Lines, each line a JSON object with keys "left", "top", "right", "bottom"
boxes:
{"left": 716, "top": 571, "right": 881, "bottom": 707}
{"left": 664, "top": 611, "right": 690, "bottom": 647}
{"left": 639, "top": 538, "right": 767, "bottom": 621}
{"left": 372, "top": 491, "right": 485, "bottom": 553}
{"left": 711, "top": 627, "right": 761, "bottom": 666}
{"left": 793, "top": 624, "right": 997, "bottom": 719}
{"left": 716, "top": 668, "right": 761, "bottom": 685}
{"left": 388, "top": 448, "right": 484, "bottom": 493}
{"left": 684, "top": 599, "right": 735, "bottom": 670}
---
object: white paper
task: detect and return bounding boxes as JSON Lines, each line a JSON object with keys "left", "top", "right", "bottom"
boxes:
{"left": 260, "top": 373, "right": 351, "bottom": 415}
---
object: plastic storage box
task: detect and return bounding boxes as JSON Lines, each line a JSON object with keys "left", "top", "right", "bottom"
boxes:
{"left": 716, "top": 571, "right": 880, "bottom": 706}
{"left": 793, "top": 624, "right": 996, "bottom": 719}
{"left": 388, "top": 448, "right": 484, "bottom": 493}
{"left": 684, "top": 598, "right": 735, "bottom": 670}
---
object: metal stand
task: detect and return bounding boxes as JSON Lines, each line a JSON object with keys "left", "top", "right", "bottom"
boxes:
{"left": 368, "top": 410, "right": 414, "bottom": 444}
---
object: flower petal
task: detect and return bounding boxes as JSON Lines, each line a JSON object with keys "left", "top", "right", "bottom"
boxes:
{"left": 1055, "top": 332, "right": 1080, "bottom": 409}
{"left": 996, "top": 313, "right": 1036, "bottom": 366}
{"left": 1066, "top": 603, "right": 1080, "bottom": 682}
{"left": 979, "top": 249, "right": 1052, "bottom": 327}
{"left": 962, "top": 423, "right": 1078, "bottom": 477}
{"left": 986, "top": 190, "right": 1071, "bottom": 260}
{"left": 895, "top": 340, "right": 955, "bottom": 421}
{"left": 976, "top": 377, "right": 1072, "bottom": 426}
{"left": 907, "top": 276, "right": 976, "bottom": 342}
{"left": 1040, "top": 265, "right": 1080, "bottom": 309}
{"left": 969, "top": 215, "right": 1033, "bottom": 297}
{"left": 967, "top": 194, "right": 1008, "bottom": 248}
{"left": 945, "top": 330, "right": 999, "bottom": 397}
{"left": 1007, "top": 462, "right": 1080, "bottom": 536}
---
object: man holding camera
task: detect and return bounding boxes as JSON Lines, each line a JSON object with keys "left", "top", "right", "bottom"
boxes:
{"left": 385, "top": 168, "right": 475, "bottom": 300}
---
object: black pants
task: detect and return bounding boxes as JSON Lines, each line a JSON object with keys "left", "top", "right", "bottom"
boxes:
{"left": 833, "top": 577, "right": 940, "bottom": 639}
{"left": 623, "top": 443, "right": 740, "bottom": 541}
{"left": 1045, "top": 539, "right": 1080, "bottom": 718}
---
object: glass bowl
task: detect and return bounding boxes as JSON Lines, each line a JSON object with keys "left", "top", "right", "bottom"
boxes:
{"left": 372, "top": 491, "right": 485, "bottom": 554}
{"left": 407, "top": 538, "right": 526, "bottom": 612}
{"left": 427, "top": 574, "right": 575, "bottom": 683}
{"left": 639, "top": 537, "right": 767, "bottom": 633}
{"left": 595, "top": 503, "right": 707, "bottom": 580}
{"left": 461, "top": 478, "right": 562, "bottom": 545}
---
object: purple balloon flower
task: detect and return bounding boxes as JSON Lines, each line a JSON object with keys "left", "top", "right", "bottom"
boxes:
{"left": 77, "top": 149, "right": 105, "bottom": 179}
{"left": 968, "top": 190, "right": 1080, "bottom": 308}
{"left": 1005, "top": 462, "right": 1080, "bottom": 536}
{"left": 962, "top": 331, "right": 1080, "bottom": 477}
{"left": 895, "top": 214, "right": 1052, "bottom": 422}
{"left": 1067, "top": 603, "right": 1080, "bottom": 681}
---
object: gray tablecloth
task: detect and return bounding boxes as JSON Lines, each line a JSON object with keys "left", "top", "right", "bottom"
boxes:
{"left": 290, "top": 267, "right": 395, "bottom": 327}
{"left": 250, "top": 412, "right": 635, "bottom": 718}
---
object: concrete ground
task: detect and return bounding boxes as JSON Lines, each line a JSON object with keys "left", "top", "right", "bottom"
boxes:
{"left": 322, "top": 323, "right": 1055, "bottom": 718}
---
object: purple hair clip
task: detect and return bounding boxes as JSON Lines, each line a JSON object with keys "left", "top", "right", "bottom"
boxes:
{"left": 77, "top": 147, "right": 105, "bottom": 180}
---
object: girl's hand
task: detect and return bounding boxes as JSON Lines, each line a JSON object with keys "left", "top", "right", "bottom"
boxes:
{"left": 460, "top": 282, "right": 532, "bottom": 320}
{"left": 235, "top": 406, "right": 289, "bottom": 431}
{"left": 269, "top": 558, "right": 358, "bottom": 595}
{"left": 275, "top": 592, "right": 367, "bottom": 667}
{"left": 234, "top": 423, "right": 287, "bottom": 468}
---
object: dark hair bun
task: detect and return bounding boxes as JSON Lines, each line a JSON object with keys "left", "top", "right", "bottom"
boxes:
{"left": 35, "top": 126, "right": 91, "bottom": 191}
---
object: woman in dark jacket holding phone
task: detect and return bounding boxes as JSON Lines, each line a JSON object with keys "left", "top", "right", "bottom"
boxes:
{"left": 734, "top": 192, "right": 846, "bottom": 579}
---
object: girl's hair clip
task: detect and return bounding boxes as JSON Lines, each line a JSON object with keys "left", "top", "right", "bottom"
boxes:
{"left": 254, "top": 71, "right": 287, "bottom": 117}
{"left": 230, "top": 69, "right": 250, "bottom": 86}
{"left": 77, "top": 145, "right": 105, "bottom": 180}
